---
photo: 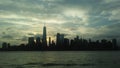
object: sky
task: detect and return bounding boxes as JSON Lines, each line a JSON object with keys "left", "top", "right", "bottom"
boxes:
{"left": 0, "top": 0, "right": 120, "bottom": 46}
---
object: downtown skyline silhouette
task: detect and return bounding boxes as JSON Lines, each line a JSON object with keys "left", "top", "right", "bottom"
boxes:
{"left": 0, "top": 25, "right": 118, "bottom": 51}
{"left": 0, "top": 0, "right": 120, "bottom": 51}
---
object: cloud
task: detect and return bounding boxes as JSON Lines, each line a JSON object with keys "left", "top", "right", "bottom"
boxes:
{"left": 0, "top": 0, "right": 120, "bottom": 45}
{"left": 109, "top": 9, "right": 120, "bottom": 21}
{"left": 103, "top": 0, "right": 120, "bottom": 3}
{"left": 21, "top": 36, "right": 28, "bottom": 41}
{"left": 27, "top": 33, "right": 35, "bottom": 36}
{"left": 2, "top": 35, "right": 13, "bottom": 39}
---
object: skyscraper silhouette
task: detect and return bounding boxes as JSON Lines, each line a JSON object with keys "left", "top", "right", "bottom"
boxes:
{"left": 49, "top": 37, "right": 51, "bottom": 46}
{"left": 28, "top": 37, "right": 35, "bottom": 48}
{"left": 56, "top": 33, "right": 64, "bottom": 46}
{"left": 42, "top": 25, "right": 47, "bottom": 46}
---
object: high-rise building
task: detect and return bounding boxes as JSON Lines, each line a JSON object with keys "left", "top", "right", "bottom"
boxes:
{"left": 112, "top": 39, "right": 117, "bottom": 48}
{"left": 28, "top": 37, "right": 35, "bottom": 47}
{"left": 56, "top": 33, "right": 60, "bottom": 46}
{"left": 64, "top": 38, "right": 69, "bottom": 46}
{"left": 36, "top": 37, "right": 42, "bottom": 48}
{"left": 49, "top": 37, "right": 51, "bottom": 46}
{"left": 56, "top": 33, "right": 64, "bottom": 46}
{"left": 42, "top": 25, "right": 47, "bottom": 46}
{"left": 60, "top": 34, "right": 64, "bottom": 45}
{"left": 36, "top": 37, "right": 41, "bottom": 43}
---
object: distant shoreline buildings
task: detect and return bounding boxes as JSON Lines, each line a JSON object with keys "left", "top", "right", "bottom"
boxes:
{"left": 0, "top": 25, "right": 119, "bottom": 51}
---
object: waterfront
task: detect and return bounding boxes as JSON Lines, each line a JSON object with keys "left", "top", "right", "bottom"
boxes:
{"left": 0, "top": 51, "right": 120, "bottom": 68}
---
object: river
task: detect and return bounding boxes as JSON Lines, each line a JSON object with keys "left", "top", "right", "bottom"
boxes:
{"left": 0, "top": 51, "right": 120, "bottom": 68}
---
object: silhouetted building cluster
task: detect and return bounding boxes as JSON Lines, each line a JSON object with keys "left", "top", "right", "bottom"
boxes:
{"left": 0, "top": 26, "right": 119, "bottom": 51}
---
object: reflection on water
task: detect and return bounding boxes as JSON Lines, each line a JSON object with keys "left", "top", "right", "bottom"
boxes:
{"left": 0, "top": 51, "right": 120, "bottom": 68}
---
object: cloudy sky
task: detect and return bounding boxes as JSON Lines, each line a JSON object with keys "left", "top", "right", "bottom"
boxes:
{"left": 0, "top": 0, "right": 120, "bottom": 46}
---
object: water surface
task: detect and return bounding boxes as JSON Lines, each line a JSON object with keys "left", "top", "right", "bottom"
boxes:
{"left": 0, "top": 51, "right": 120, "bottom": 68}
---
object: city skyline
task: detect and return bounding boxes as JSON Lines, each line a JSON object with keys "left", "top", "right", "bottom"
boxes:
{"left": 0, "top": 25, "right": 118, "bottom": 51}
{"left": 0, "top": 0, "right": 120, "bottom": 46}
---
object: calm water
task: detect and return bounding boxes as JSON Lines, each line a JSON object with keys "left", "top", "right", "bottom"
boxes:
{"left": 0, "top": 51, "right": 120, "bottom": 68}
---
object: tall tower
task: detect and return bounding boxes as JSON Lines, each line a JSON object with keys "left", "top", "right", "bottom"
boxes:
{"left": 42, "top": 24, "right": 47, "bottom": 46}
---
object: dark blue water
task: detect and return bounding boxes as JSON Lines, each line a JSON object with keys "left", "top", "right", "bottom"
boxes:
{"left": 0, "top": 51, "right": 120, "bottom": 68}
